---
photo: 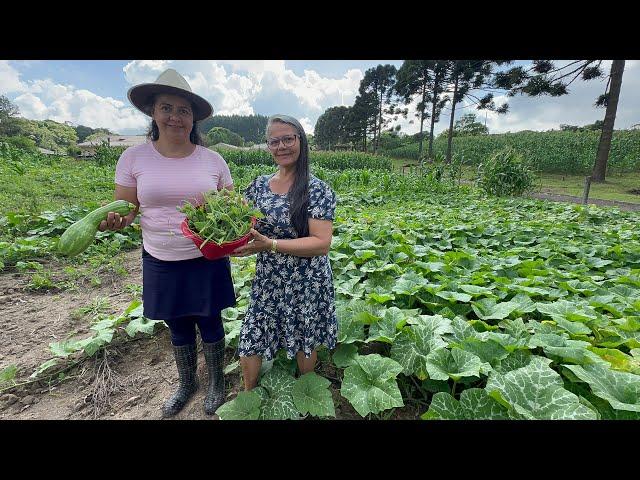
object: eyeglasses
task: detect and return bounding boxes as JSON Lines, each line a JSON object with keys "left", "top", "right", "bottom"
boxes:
{"left": 155, "top": 103, "right": 193, "bottom": 118}
{"left": 266, "top": 134, "right": 299, "bottom": 149}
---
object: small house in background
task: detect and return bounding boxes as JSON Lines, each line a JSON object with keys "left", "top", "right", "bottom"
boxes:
{"left": 77, "top": 135, "right": 148, "bottom": 157}
{"left": 37, "top": 147, "right": 56, "bottom": 155}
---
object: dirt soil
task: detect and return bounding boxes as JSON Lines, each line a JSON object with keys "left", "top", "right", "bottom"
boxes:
{"left": 0, "top": 248, "right": 421, "bottom": 421}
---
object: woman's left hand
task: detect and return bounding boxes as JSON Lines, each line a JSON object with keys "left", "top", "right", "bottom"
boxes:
{"left": 230, "top": 229, "right": 273, "bottom": 257}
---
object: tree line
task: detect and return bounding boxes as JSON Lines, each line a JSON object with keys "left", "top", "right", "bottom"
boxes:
{"left": 314, "top": 60, "right": 627, "bottom": 182}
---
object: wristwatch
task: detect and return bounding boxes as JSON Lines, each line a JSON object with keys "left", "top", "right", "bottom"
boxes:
{"left": 271, "top": 239, "right": 278, "bottom": 253}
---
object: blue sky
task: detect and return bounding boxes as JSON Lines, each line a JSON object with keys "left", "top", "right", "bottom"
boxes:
{"left": 2, "top": 60, "right": 638, "bottom": 137}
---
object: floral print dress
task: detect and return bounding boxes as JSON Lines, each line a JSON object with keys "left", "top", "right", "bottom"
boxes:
{"left": 238, "top": 173, "right": 338, "bottom": 361}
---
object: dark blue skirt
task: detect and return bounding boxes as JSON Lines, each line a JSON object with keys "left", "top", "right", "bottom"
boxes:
{"left": 142, "top": 248, "right": 236, "bottom": 321}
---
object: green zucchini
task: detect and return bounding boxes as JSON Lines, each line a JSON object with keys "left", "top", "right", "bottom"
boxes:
{"left": 57, "top": 200, "right": 135, "bottom": 257}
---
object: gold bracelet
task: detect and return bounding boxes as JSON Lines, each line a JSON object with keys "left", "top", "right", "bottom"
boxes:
{"left": 271, "top": 239, "right": 278, "bottom": 253}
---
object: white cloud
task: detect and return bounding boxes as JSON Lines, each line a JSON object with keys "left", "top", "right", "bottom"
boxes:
{"left": 13, "top": 79, "right": 148, "bottom": 132}
{"left": 5, "top": 60, "right": 639, "bottom": 137}
{"left": 298, "top": 117, "right": 314, "bottom": 135}
{"left": 121, "top": 60, "right": 365, "bottom": 130}
{"left": 12, "top": 92, "right": 48, "bottom": 119}
{"left": 0, "top": 61, "right": 27, "bottom": 94}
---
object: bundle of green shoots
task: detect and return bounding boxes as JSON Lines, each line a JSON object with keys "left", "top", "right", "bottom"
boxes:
{"left": 178, "top": 189, "right": 263, "bottom": 248}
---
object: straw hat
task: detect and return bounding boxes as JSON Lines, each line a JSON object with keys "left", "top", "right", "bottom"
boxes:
{"left": 127, "top": 68, "right": 213, "bottom": 121}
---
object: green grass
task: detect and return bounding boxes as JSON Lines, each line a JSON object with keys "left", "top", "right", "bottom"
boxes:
{"left": 539, "top": 172, "right": 640, "bottom": 204}
{"left": 0, "top": 156, "right": 114, "bottom": 215}
{"left": 391, "top": 160, "right": 640, "bottom": 205}
{"left": 385, "top": 129, "right": 640, "bottom": 174}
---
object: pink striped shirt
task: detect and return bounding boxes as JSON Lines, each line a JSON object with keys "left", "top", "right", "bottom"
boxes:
{"left": 115, "top": 141, "right": 233, "bottom": 261}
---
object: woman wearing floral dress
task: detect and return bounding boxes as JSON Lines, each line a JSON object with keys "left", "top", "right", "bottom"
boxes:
{"left": 231, "top": 114, "right": 337, "bottom": 390}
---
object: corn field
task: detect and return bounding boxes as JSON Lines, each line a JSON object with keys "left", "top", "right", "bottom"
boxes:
{"left": 386, "top": 130, "right": 640, "bottom": 174}
{"left": 213, "top": 147, "right": 393, "bottom": 171}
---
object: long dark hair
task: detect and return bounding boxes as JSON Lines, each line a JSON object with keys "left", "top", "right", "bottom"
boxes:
{"left": 267, "top": 114, "right": 310, "bottom": 238}
{"left": 145, "top": 95, "right": 204, "bottom": 146}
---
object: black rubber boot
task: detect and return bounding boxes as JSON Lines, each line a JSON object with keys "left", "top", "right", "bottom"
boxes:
{"left": 203, "top": 338, "right": 226, "bottom": 415}
{"left": 162, "top": 343, "right": 199, "bottom": 417}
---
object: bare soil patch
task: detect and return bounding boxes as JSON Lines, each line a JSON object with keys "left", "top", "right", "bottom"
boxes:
{"left": 0, "top": 248, "right": 421, "bottom": 420}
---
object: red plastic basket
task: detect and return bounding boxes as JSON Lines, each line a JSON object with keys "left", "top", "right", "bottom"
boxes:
{"left": 181, "top": 217, "right": 256, "bottom": 260}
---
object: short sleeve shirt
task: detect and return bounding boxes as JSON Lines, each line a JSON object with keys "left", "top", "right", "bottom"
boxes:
{"left": 115, "top": 141, "right": 233, "bottom": 261}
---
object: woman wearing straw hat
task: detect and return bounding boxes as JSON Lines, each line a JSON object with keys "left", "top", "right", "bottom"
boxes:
{"left": 231, "top": 114, "right": 338, "bottom": 390}
{"left": 99, "top": 68, "right": 235, "bottom": 417}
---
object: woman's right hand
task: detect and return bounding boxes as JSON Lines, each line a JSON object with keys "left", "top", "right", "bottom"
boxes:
{"left": 99, "top": 212, "right": 129, "bottom": 231}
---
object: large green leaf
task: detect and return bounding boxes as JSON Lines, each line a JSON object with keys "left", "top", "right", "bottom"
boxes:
{"left": 340, "top": 354, "right": 404, "bottom": 417}
{"left": 450, "top": 337, "right": 509, "bottom": 372}
{"left": 422, "top": 388, "right": 509, "bottom": 420}
{"left": 216, "top": 391, "right": 262, "bottom": 420}
{"left": 536, "top": 300, "right": 597, "bottom": 325}
{"left": 125, "top": 317, "right": 163, "bottom": 337}
{"left": 542, "top": 343, "right": 608, "bottom": 366}
{"left": 292, "top": 372, "right": 335, "bottom": 418}
{"left": 508, "top": 293, "right": 538, "bottom": 316}
{"left": 485, "top": 356, "right": 598, "bottom": 419}
{"left": 588, "top": 347, "right": 640, "bottom": 374}
{"left": 391, "top": 326, "right": 447, "bottom": 379}
{"left": 447, "top": 317, "right": 482, "bottom": 344}
{"left": 407, "top": 314, "right": 454, "bottom": 337}
{"left": 82, "top": 328, "right": 115, "bottom": 356}
{"left": 223, "top": 320, "right": 242, "bottom": 347}
{"left": 494, "top": 350, "right": 533, "bottom": 374}
{"left": 332, "top": 343, "right": 359, "bottom": 368}
{"left": 565, "top": 364, "right": 640, "bottom": 412}
{"left": 435, "top": 290, "right": 472, "bottom": 303}
{"left": 336, "top": 303, "right": 366, "bottom": 344}
{"left": 458, "top": 284, "right": 494, "bottom": 297}
{"left": 258, "top": 368, "right": 300, "bottom": 420}
{"left": 366, "top": 307, "right": 406, "bottom": 344}
{"left": 426, "top": 348, "right": 485, "bottom": 381}
{"left": 392, "top": 270, "right": 428, "bottom": 296}
{"left": 472, "top": 298, "right": 519, "bottom": 321}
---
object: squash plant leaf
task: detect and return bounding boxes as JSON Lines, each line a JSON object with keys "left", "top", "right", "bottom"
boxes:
{"left": 366, "top": 307, "right": 406, "bottom": 344}
{"left": 422, "top": 388, "right": 509, "bottom": 420}
{"left": 340, "top": 354, "right": 404, "bottom": 417}
{"left": 472, "top": 298, "right": 519, "bottom": 321}
{"left": 494, "top": 350, "right": 533, "bottom": 374}
{"left": 565, "top": 364, "right": 640, "bottom": 412}
{"left": 336, "top": 303, "right": 366, "bottom": 344}
{"left": 425, "top": 347, "right": 486, "bottom": 381}
{"left": 486, "top": 356, "right": 598, "bottom": 419}
{"left": 216, "top": 390, "right": 262, "bottom": 420}
{"left": 391, "top": 326, "right": 447, "bottom": 379}
{"left": 258, "top": 368, "right": 300, "bottom": 420}
{"left": 332, "top": 343, "right": 359, "bottom": 368}
{"left": 292, "top": 372, "right": 335, "bottom": 418}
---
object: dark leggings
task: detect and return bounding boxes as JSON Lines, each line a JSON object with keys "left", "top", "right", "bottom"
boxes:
{"left": 164, "top": 313, "right": 225, "bottom": 346}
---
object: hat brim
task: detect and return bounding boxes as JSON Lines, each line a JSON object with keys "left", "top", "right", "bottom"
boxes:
{"left": 127, "top": 83, "right": 213, "bottom": 121}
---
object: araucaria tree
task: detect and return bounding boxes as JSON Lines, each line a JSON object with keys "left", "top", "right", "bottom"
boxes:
{"left": 444, "top": 60, "right": 510, "bottom": 164}
{"left": 394, "top": 61, "right": 430, "bottom": 159}
{"left": 494, "top": 60, "right": 626, "bottom": 182}
{"left": 358, "top": 65, "right": 398, "bottom": 154}
{"left": 425, "top": 60, "right": 451, "bottom": 159}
